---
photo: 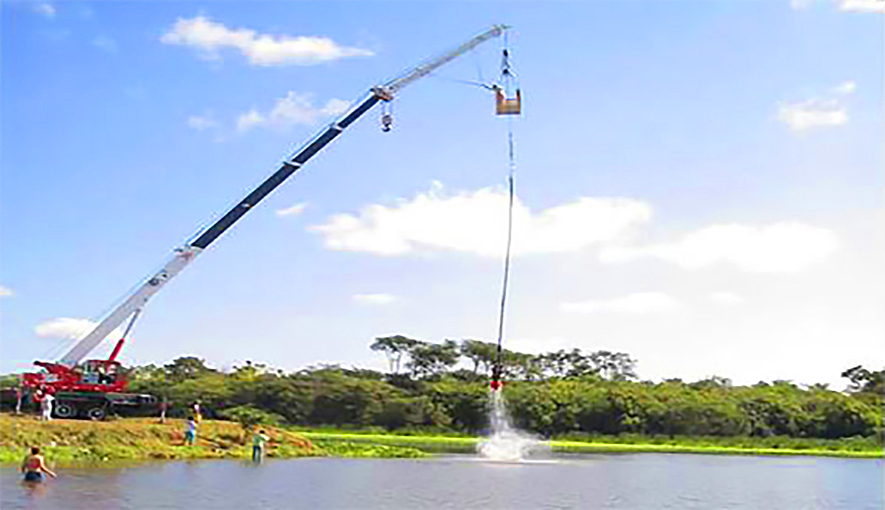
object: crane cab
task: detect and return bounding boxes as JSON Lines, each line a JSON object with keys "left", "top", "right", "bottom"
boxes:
{"left": 80, "top": 359, "right": 122, "bottom": 386}
{"left": 496, "top": 88, "right": 521, "bottom": 115}
{"left": 25, "top": 359, "right": 128, "bottom": 394}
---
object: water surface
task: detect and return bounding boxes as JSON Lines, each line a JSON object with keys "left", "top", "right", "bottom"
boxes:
{"left": 2, "top": 454, "right": 881, "bottom": 509}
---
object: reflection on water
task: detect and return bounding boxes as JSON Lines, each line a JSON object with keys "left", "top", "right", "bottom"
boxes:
{"left": 18, "top": 479, "right": 49, "bottom": 498}
{"left": 2, "top": 454, "right": 882, "bottom": 510}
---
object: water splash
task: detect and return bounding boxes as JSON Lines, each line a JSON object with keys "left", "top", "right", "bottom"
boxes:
{"left": 477, "top": 390, "right": 549, "bottom": 462}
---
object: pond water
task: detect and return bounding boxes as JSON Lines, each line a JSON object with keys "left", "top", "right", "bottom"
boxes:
{"left": 2, "top": 454, "right": 881, "bottom": 509}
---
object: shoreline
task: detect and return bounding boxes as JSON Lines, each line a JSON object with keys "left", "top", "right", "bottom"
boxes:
{"left": 0, "top": 415, "right": 423, "bottom": 465}
{"left": 2, "top": 415, "right": 880, "bottom": 466}
{"left": 300, "top": 431, "right": 883, "bottom": 459}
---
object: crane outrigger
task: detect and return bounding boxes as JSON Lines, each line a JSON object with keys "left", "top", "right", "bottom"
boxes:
{"left": 20, "top": 24, "right": 513, "bottom": 419}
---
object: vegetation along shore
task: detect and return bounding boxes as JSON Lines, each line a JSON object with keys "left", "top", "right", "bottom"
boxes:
{"left": 1, "top": 414, "right": 879, "bottom": 466}
{"left": 0, "top": 415, "right": 426, "bottom": 464}
{"left": 2, "top": 338, "right": 882, "bottom": 463}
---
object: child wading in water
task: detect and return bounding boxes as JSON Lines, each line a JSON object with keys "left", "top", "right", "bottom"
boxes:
{"left": 21, "top": 447, "right": 57, "bottom": 482}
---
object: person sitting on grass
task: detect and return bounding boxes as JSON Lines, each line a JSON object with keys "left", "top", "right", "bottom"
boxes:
{"left": 252, "top": 428, "right": 270, "bottom": 462}
{"left": 184, "top": 417, "right": 197, "bottom": 446}
{"left": 21, "top": 447, "right": 57, "bottom": 483}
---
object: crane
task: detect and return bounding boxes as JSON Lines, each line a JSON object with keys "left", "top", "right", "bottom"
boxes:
{"left": 19, "top": 24, "right": 510, "bottom": 420}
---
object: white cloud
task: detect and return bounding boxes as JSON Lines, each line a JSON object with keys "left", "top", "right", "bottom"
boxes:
{"left": 35, "top": 318, "right": 95, "bottom": 340}
{"left": 790, "top": 0, "right": 884, "bottom": 12}
{"left": 353, "top": 293, "right": 397, "bottom": 305}
{"left": 310, "top": 183, "right": 652, "bottom": 257}
{"left": 836, "top": 0, "right": 885, "bottom": 12}
{"left": 92, "top": 36, "right": 118, "bottom": 53}
{"left": 236, "top": 110, "right": 265, "bottom": 132}
{"left": 561, "top": 292, "right": 685, "bottom": 314}
{"left": 34, "top": 3, "right": 55, "bottom": 17}
{"left": 160, "top": 16, "right": 373, "bottom": 66}
{"left": 709, "top": 291, "right": 745, "bottom": 306}
{"left": 238, "top": 92, "right": 350, "bottom": 131}
{"left": 34, "top": 318, "right": 126, "bottom": 348}
{"left": 600, "top": 222, "right": 838, "bottom": 273}
{"left": 0, "top": 284, "right": 13, "bottom": 298}
{"left": 777, "top": 81, "right": 857, "bottom": 132}
{"left": 777, "top": 100, "right": 847, "bottom": 131}
{"left": 187, "top": 114, "right": 220, "bottom": 131}
{"left": 832, "top": 80, "right": 857, "bottom": 95}
{"left": 276, "top": 203, "right": 308, "bottom": 217}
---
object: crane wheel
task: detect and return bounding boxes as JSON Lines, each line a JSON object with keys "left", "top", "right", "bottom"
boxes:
{"left": 86, "top": 406, "right": 106, "bottom": 421}
{"left": 54, "top": 402, "right": 77, "bottom": 419}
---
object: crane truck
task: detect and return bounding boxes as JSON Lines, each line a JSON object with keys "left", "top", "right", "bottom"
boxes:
{"left": 12, "top": 25, "right": 511, "bottom": 419}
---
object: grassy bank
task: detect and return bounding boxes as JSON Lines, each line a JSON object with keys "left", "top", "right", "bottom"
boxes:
{"left": 297, "top": 429, "right": 883, "bottom": 459}
{"left": 0, "top": 414, "right": 424, "bottom": 465}
{"left": 2, "top": 415, "right": 879, "bottom": 465}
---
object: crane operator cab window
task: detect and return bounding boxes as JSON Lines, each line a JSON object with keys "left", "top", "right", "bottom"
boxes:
{"left": 82, "top": 360, "right": 119, "bottom": 385}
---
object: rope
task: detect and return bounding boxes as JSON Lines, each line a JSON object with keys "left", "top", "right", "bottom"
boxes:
{"left": 491, "top": 32, "right": 519, "bottom": 385}
{"left": 493, "top": 117, "right": 516, "bottom": 377}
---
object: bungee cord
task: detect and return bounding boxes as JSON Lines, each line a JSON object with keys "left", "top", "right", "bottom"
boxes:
{"left": 490, "top": 33, "right": 520, "bottom": 391}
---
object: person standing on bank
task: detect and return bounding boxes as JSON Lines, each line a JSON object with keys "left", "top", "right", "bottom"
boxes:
{"left": 40, "top": 392, "right": 54, "bottom": 421}
{"left": 159, "top": 398, "right": 168, "bottom": 424}
{"left": 15, "top": 385, "right": 23, "bottom": 415}
{"left": 184, "top": 418, "right": 197, "bottom": 445}
{"left": 192, "top": 401, "right": 202, "bottom": 423}
{"left": 252, "top": 428, "right": 269, "bottom": 462}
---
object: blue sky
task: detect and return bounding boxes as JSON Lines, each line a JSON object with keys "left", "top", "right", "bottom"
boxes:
{"left": 2, "top": 0, "right": 882, "bottom": 387}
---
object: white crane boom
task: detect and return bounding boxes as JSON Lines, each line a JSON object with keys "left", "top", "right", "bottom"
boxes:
{"left": 381, "top": 24, "right": 508, "bottom": 95}
{"left": 58, "top": 246, "right": 200, "bottom": 366}
{"left": 57, "top": 24, "right": 509, "bottom": 367}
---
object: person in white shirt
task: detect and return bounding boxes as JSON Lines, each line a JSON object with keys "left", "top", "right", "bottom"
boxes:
{"left": 41, "top": 393, "right": 55, "bottom": 421}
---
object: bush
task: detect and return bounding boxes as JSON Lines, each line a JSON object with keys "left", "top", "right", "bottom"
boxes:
{"left": 218, "top": 405, "right": 284, "bottom": 430}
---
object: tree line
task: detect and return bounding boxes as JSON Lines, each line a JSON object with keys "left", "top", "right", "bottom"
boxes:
{"left": 2, "top": 336, "right": 882, "bottom": 442}
{"left": 370, "top": 335, "right": 638, "bottom": 381}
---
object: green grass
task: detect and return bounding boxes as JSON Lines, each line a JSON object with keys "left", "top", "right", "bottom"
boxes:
{"left": 310, "top": 440, "right": 426, "bottom": 458}
{"left": 0, "top": 414, "right": 423, "bottom": 465}
{"left": 550, "top": 440, "right": 881, "bottom": 458}
{"left": 302, "top": 432, "right": 478, "bottom": 454}
{"left": 297, "top": 429, "right": 884, "bottom": 459}
{"left": 3, "top": 414, "right": 879, "bottom": 465}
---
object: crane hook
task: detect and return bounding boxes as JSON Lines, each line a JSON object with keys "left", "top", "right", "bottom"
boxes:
{"left": 381, "top": 102, "right": 393, "bottom": 132}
